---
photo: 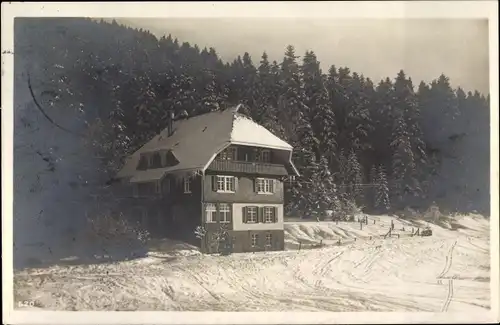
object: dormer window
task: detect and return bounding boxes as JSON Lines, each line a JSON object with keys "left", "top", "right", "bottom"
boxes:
{"left": 150, "top": 152, "right": 162, "bottom": 168}
{"left": 137, "top": 155, "right": 148, "bottom": 170}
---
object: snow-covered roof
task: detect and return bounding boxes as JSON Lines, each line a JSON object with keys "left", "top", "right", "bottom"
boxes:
{"left": 116, "top": 104, "right": 298, "bottom": 182}
{"left": 230, "top": 114, "right": 292, "bottom": 150}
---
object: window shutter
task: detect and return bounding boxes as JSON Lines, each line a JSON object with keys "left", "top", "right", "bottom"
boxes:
{"left": 242, "top": 207, "right": 247, "bottom": 223}
{"left": 228, "top": 204, "right": 233, "bottom": 223}
{"left": 234, "top": 177, "right": 238, "bottom": 192}
{"left": 215, "top": 203, "right": 220, "bottom": 223}
{"left": 258, "top": 207, "right": 263, "bottom": 223}
{"left": 212, "top": 175, "right": 217, "bottom": 191}
{"left": 270, "top": 179, "right": 275, "bottom": 193}
{"left": 273, "top": 207, "right": 278, "bottom": 223}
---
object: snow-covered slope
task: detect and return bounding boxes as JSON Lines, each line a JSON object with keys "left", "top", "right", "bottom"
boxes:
{"left": 13, "top": 22, "right": 111, "bottom": 269}
{"left": 14, "top": 214, "right": 490, "bottom": 312}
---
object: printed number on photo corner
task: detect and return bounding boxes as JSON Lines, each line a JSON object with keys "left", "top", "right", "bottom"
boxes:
{"left": 18, "top": 300, "right": 36, "bottom": 308}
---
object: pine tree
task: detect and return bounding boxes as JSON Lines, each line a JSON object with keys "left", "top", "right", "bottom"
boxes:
{"left": 279, "top": 45, "right": 304, "bottom": 145}
{"left": 392, "top": 70, "right": 426, "bottom": 201}
{"left": 390, "top": 112, "right": 415, "bottom": 205}
{"left": 345, "top": 149, "right": 364, "bottom": 205}
{"left": 307, "top": 155, "right": 338, "bottom": 218}
{"left": 369, "top": 164, "right": 378, "bottom": 209}
{"left": 375, "top": 165, "right": 390, "bottom": 212}
{"left": 301, "top": 51, "right": 337, "bottom": 165}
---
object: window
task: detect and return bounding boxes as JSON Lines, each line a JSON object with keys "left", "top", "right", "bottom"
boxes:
{"left": 216, "top": 175, "right": 236, "bottom": 192}
{"left": 261, "top": 150, "right": 271, "bottom": 163}
{"left": 256, "top": 178, "right": 274, "bottom": 194}
{"left": 162, "top": 178, "right": 171, "bottom": 194}
{"left": 254, "top": 149, "right": 271, "bottom": 163}
{"left": 147, "top": 154, "right": 154, "bottom": 168}
{"left": 266, "top": 234, "right": 272, "bottom": 247}
{"left": 184, "top": 177, "right": 191, "bottom": 193}
{"left": 205, "top": 203, "right": 217, "bottom": 223}
{"left": 264, "top": 207, "right": 275, "bottom": 223}
{"left": 246, "top": 206, "right": 258, "bottom": 223}
{"left": 155, "top": 180, "right": 162, "bottom": 194}
{"left": 150, "top": 152, "right": 162, "bottom": 168}
{"left": 219, "top": 147, "right": 237, "bottom": 161}
{"left": 219, "top": 203, "right": 231, "bottom": 223}
{"left": 137, "top": 155, "right": 148, "bottom": 170}
{"left": 251, "top": 234, "right": 259, "bottom": 247}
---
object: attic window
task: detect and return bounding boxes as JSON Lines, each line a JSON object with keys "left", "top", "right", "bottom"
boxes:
{"left": 150, "top": 152, "right": 162, "bottom": 168}
{"left": 137, "top": 155, "right": 148, "bottom": 170}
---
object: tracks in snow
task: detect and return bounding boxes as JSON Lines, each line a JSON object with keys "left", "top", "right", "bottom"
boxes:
{"left": 441, "top": 279, "right": 454, "bottom": 312}
{"left": 437, "top": 240, "right": 457, "bottom": 279}
{"left": 438, "top": 240, "right": 457, "bottom": 312}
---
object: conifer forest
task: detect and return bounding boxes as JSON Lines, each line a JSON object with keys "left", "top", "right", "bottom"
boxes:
{"left": 14, "top": 18, "right": 490, "bottom": 220}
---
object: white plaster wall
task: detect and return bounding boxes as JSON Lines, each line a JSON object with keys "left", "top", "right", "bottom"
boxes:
{"left": 232, "top": 203, "right": 284, "bottom": 231}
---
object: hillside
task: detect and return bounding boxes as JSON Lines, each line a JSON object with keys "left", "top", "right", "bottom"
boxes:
{"left": 12, "top": 17, "right": 490, "bottom": 271}
{"left": 14, "top": 214, "right": 490, "bottom": 311}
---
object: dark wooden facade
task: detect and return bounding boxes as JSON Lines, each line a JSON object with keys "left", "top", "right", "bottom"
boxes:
{"left": 119, "top": 144, "right": 292, "bottom": 253}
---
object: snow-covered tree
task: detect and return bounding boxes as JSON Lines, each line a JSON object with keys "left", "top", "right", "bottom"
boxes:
{"left": 375, "top": 165, "right": 391, "bottom": 211}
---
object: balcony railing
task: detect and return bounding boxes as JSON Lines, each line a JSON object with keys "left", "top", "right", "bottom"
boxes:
{"left": 208, "top": 159, "right": 289, "bottom": 176}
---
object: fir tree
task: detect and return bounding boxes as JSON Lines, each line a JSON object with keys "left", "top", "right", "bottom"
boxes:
{"left": 375, "top": 165, "right": 390, "bottom": 212}
{"left": 301, "top": 51, "right": 337, "bottom": 165}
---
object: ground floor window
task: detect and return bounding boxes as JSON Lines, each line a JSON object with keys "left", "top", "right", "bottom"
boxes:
{"left": 219, "top": 203, "right": 231, "bottom": 223}
{"left": 265, "top": 233, "right": 272, "bottom": 247}
{"left": 251, "top": 233, "right": 259, "bottom": 247}
{"left": 205, "top": 203, "right": 217, "bottom": 223}
{"left": 205, "top": 203, "right": 232, "bottom": 223}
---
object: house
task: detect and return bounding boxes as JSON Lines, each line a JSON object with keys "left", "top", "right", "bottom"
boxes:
{"left": 114, "top": 104, "right": 299, "bottom": 253}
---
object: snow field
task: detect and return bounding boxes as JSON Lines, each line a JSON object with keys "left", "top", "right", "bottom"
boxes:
{"left": 14, "top": 214, "right": 490, "bottom": 311}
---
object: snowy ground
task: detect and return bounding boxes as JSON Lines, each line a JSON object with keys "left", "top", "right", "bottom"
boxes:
{"left": 14, "top": 214, "right": 490, "bottom": 312}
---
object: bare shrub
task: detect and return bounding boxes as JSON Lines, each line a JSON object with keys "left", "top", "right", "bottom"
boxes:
{"left": 85, "top": 212, "right": 151, "bottom": 245}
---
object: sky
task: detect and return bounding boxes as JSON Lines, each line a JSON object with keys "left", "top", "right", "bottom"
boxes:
{"left": 117, "top": 18, "right": 490, "bottom": 94}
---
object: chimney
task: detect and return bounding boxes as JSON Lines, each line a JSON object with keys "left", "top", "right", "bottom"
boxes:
{"left": 167, "top": 110, "right": 174, "bottom": 137}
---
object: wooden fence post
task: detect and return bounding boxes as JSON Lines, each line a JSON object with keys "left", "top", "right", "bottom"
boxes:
{"left": 360, "top": 221, "right": 363, "bottom": 230}
{"left": 299, "top": 241, "right": 302, "bottom": 251}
